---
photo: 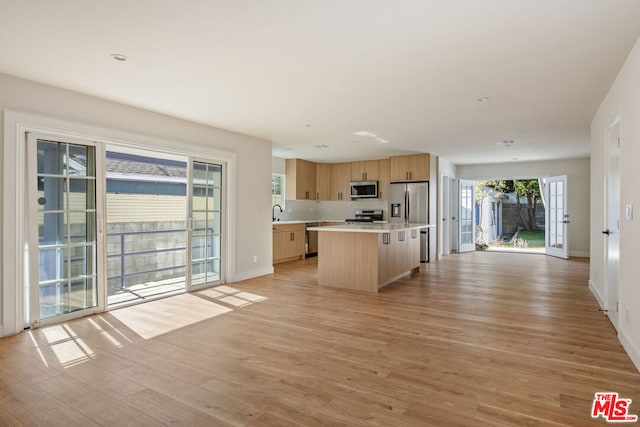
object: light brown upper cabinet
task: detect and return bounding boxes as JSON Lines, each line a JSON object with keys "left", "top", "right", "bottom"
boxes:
{"left": 350, "top": 160, "right": 379, "bottom": 182}
{"left": 285, "top": 159, "right": 316, "bottom": 200}
{"left": 390, "top": 154, "right": 430, "bottom": 182}
{"left": 378, "top": 158, "right": 390, "bottom": 199}
{"left": 330, "top": 162, "right": 352, "bottom": 200}
{"left": 316, "top": 163, "right": 331, "bottom": 201}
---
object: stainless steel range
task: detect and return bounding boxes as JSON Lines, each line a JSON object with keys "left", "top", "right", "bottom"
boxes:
{"left": 345, "top": 209, "right": 383, "bottom": 224}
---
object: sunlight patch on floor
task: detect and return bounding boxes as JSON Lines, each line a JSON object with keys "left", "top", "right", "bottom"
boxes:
{"left": 38, "top": 324, "right": 97, "bottom": 368}
{"left": 110, "top": 293, "right": 233, "bottom": 339}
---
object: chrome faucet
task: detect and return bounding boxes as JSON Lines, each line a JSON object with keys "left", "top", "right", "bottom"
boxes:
{"left": 272, "top": 204, "right": 283, "bottom": 221}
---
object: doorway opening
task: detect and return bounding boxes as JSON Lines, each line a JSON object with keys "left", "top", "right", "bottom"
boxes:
{"left": 105, "top": 149, "right": 189, "bottom": 307}
{"left": 455, "top": 176, "right": 569, "bottom": 258}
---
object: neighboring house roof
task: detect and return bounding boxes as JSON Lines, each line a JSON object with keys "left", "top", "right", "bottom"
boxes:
{"left": 105, "top": 152, "right": 186, "bottom": 179}
{"left": 64, "top": 150, "right": 187, "bottom": 181}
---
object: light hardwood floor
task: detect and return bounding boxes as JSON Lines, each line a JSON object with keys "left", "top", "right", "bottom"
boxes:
{"left": 1, "top": 252, "right": 639, "bottom": 426}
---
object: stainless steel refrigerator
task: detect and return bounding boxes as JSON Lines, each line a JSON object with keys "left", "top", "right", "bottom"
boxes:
{"left": 388, "top": 182, "right": 430, "bottom": 262}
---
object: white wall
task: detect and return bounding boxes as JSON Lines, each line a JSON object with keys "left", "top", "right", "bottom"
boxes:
{"left": 1, "top": 73, "right": 273, "bottom": 336}
{"left": 272, "top": 156, "right": 286, "bottom": 175}
{"left": 590, "top": 36, "right": 640, "bottom": 371}
{"left": 438, "top": 157, "right": 458, "bottom": 178}
{"left": 457, "top": 158, "right": 590, "bottom": 257}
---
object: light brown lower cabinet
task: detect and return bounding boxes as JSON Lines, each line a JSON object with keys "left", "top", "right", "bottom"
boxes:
{"left": 273, "top": 223, "right": 305, "bottom": 264}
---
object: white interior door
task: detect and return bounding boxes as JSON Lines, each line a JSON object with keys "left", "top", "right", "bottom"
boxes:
{"left": 605, "top": 121, "right": 620, "bottom": 329}
{"left": 544, "top": 175, "right": 569, "bottom": 259}
{"left": 442, "top": 175, "right": 451, "bottom": 255}
{"left": 459, "top": 179, "right": 475, "bottom": 253}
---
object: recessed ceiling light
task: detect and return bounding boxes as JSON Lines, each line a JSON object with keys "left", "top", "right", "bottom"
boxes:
{"left": 305, "top": 124, "right": 313, "bottom": 128}
{"left": 314, "top": 144, "right": 329, "bottom": 149}
{"left": 111, "top": 53, "right": 128, "bottom": 62}
{"left": 497, "top": 139, "right": 515, "bottom": 147}
{"left": 477, "top": 97, "right": 490, "bottom": 102}
{"left": 512, "top": 157, "right": 519, "bottom": 161}
{"left": 352, "top": 140, "right": 359, "bottom": 144}
{"left": 353, "top": 130, "right": 376, "bottom": 137}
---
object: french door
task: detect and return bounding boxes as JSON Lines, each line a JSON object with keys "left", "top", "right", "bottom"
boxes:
{"left": 187, "top": 160, "right": 223, "bottom": 289}
{"left": 27, "top": 134, "right": 105, "bottom": 326}
{"left": 459, "top": 179, "right": 476, "bottom": 252}
{"left": 544, "top": 175, "right": 569, "bottom": 259}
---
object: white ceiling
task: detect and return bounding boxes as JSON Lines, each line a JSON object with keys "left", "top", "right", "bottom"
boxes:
{"left": 1, "top": 1, "right": 640, "bottom": 165}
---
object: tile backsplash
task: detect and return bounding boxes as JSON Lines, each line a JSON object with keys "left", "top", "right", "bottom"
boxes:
{"left": 275, "top": 199, "right": 388, "bottom": 222}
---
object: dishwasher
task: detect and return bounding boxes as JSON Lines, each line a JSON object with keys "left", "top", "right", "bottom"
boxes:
{"left": 305, "top": 223, "right": 320, "bottom": 257}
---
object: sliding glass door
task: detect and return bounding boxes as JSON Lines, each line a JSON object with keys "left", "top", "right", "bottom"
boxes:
{"left": 27, "top": 134, "right": 104, "bottom": 325}
{"left": 26, "top": 135, "right": 224, "bottom": 325}
{"left": 188, "top": 161, "right": 223, "bottom": 288}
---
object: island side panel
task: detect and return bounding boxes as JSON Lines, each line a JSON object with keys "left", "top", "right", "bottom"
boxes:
{"left": 354, "top": 233, "right": 380, "bottom": 292}
{"left": 317, "top": 231, "right": 356, "bottom": 289}
{"left": 317, "top": 231, "right": 380, "bottom": 291}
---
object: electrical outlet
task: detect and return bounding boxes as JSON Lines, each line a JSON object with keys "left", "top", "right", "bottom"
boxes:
{"left": 253, "top": 255, "right": 258, "bottom": 263}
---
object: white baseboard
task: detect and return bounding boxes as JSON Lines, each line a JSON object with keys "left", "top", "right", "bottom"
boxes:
{"left": 228, "top": 266, "right": 274, "bottom": 283}
{"left": 589, "top": 280, "right": 605, "bottom": 309}
{"left": 569, "top": 251, "right": 590, "bottom": 258}
{"left": 620, "top": 329, "right": 640, "bottom": 374}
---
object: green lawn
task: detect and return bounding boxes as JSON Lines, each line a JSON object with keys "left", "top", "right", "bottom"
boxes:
{"left": 515, "top": 229, "right": 545, "bottom": 248}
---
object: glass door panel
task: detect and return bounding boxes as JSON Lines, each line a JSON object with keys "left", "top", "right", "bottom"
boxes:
{"left": 189, "top": 161, "right": 223, "bottom": 287}
{"left": 30, "top": 136, "right": 100, "bottom": 322}
{"left": 459, "top": 179, "right": 475, "bottom": 252}
{"left": 544, "top": 175, "right": 569, "bottom": 259}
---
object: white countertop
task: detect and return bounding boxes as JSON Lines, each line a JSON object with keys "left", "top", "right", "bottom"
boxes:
{"left": 272, "top": 220, "right": 345, "bottom": 225}
{"left": 307, "top": 223, "right": 429, "bottom": 233}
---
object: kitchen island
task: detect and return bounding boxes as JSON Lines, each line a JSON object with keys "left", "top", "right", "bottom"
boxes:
{"left": 307, "top": 223, "right": 426, "bottom": 292}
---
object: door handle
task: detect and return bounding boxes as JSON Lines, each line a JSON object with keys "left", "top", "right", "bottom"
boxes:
{"left": 602, "top": 229, "right": 611, "bottom": 235}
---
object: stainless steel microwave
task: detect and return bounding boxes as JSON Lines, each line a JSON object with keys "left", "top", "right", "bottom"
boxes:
{"left": 349, "top": 181, "right": 378, "bottom": 198}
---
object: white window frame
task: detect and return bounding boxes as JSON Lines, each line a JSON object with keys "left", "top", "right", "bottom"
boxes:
{"left": 272, "top": 173, "right": 285, "bottom": 210}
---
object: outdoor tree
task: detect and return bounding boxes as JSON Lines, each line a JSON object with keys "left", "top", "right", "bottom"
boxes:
{"left": 513, "top": 179, "right": 542, "bottom": 231}
{"left": 481, "top": 179, "right": 541, "bottom": 231}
